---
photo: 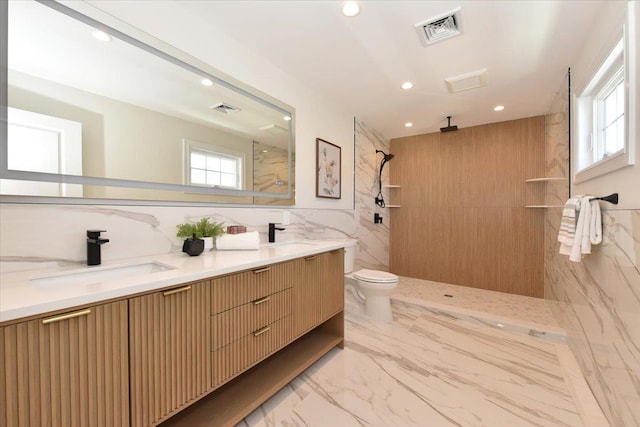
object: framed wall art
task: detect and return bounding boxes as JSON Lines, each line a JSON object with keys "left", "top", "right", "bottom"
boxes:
{"left": 316, "top": 138, "right": 341, "bottom": 199}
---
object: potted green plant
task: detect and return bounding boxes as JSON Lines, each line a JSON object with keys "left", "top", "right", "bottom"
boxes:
{"left": 176, "top": 218, "right": 225, "bottom": 252}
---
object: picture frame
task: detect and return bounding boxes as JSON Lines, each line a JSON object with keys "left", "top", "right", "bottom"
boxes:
{"left": 316, "top": 138, "right": 341, "bottom": 199}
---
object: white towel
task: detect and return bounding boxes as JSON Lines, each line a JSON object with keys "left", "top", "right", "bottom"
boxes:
{"left": 590, "top": 199, "right": 602, "bottom": 245}
{"left": 570, "top": 196, "right": 591, "bottom": 261}
{"left": 562, "top": 196, "right": 603, "bottom": 263}
{"left": 558, "top": 196, "right": 581, "bottom": 256}
{"left": 215, "top": 231, "right": 260, "bottom": 250}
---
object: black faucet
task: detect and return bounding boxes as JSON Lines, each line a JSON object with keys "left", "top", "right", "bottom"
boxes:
{"left": 87, "top": 230, "right": 109, "bottom": 266}
{"left": 268, "top": 223, "right": 285, "bottom": 243}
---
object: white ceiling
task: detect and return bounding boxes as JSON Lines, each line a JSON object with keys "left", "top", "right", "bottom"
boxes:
{"left": 174, "top": 0, "right": 607, "bottom": 139}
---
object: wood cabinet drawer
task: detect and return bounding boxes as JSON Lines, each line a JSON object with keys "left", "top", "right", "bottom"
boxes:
{"left": 212, "top": 316, "right": 293, "bottom": 387}
{"left": 212, "top": 260, "right": 295, "bottom": 314}
{"left": 212, "top": 288, "right": 292, "bottom": 351}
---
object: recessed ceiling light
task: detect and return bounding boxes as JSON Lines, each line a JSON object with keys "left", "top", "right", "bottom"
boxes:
{"left": 283, "top": 116, "right": 292, "bottom": 121}
{"left": 262, "top": 150, "right": 269, "bottom": 153}
{"left": 494, "top": 105, "right": 505, "bottom": 111}
{"left": 201, "top": 78, "right": 214, "bottom": 87}
{"left": 342, "top": 1, "right": 360, "bottom": 17}
{"left": 91, "top": 30, "right": 112, "bottom": 42}
{"left": 401, "top": 82, "right": 414, "bottom": 90}
{"left": 405, "top": 122, "right": 413, "bottom": 127}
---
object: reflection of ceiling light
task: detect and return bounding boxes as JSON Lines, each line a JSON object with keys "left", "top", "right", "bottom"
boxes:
{"left": 283, "top": 116, "right": 292, "bottom": 121}
{"left": 260, "top": 124, "right": 288, "bottom": 135}
{"left": 401, "top": 82, "right": 414, "bottom": 90}
{"left": 405, "top": 122, "right": 413, "bottom": 127}
{"left": 342, "top": 1, "right": 360, "bottom": 17}
{"left": 201, "top": 78, "right": 213, "bottom": 87}
{"left": 91, "top": 30, "right": 112, "bottom": 42}
{"left": 494, "top": 105, "right": 505, "bottom": 111}
{"left": 262, "top": 150, "right": 268, "bottom": 153}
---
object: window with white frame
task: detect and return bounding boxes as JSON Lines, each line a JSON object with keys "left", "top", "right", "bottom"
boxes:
{"left": 184, "top": 140, "right": 244, "bottom": 190}
{"left": 574, "top": 35, "right": 633, "bottom": 182}
{"left": 596, "top": 71, "right": 625, "bottom": 159}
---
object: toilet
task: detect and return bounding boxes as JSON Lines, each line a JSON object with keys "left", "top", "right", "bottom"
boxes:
{"left": 344, "top": 240, "right": 398, "bottom": 323}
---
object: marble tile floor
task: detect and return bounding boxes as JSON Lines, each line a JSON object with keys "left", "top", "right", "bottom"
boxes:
{"left": 237, "top": 285, "right": 609, "bottom": 427}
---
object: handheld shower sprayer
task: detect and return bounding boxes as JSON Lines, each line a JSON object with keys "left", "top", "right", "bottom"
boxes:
{"left": 375, "top": 150, "right": 394, "bottom": 208}
{"left": 376, "top": 149, "right": 395, "bottom": 162}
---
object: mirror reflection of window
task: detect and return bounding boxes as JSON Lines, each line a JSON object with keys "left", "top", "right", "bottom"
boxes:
{"left": 184, "top": 139, "right": 244, "bottom": 190}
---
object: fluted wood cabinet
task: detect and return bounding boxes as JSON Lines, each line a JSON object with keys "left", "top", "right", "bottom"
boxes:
{"left": 0, "top": 300, "right": 129, "bottom": 427}
{"left": 320, "top": 249, "right": 344, "bottom": 321}
{"left": 293, "top": 249, "right": 344, "bottom": 337}
{"left": 293, "top": 255, "right": 322, "bottom": 337}
{"left": 211, "top": 262, "right": 296, "bottom": 387}
{"left": 129, "top": 280, "right": 211, "bottom": 427}
{"left": 1, "top": 249, "right": 345, "bottom": 427}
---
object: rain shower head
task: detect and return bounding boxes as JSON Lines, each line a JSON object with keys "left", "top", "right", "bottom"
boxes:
{"left": 440, "top": 116, "right": 458, "bottom": 133}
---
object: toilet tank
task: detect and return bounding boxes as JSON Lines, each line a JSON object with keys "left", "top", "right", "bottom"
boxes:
{"left": 343, "top": 240, "right": 357, "bottom": 274}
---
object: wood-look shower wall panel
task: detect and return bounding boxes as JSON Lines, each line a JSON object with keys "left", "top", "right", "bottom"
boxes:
{"left": 389, "top": 117, "right": 545, "bottom": 297}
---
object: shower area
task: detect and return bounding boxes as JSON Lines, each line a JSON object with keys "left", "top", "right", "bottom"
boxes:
{"left": 388, "top": 115, "right": 547, "bottom": 297}
{"left": 383, "top": 73, "right": 640, "bottom": 425}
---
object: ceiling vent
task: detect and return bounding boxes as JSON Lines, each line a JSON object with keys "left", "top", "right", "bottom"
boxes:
{"left": 259, "top": 124, "right": 288, "bottom": 135}
{"left": 444, "top": 68, "right": 488, "bottom": 93}
{"left": 209, "top": 102, "right": 240, "bottom": 114}
{"left": 415, "top": 7, "right": 462, "bottom": 46}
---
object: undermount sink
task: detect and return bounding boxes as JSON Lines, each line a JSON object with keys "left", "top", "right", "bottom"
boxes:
{"left": 30, "top": 261, "right": 176, "bottom": 287}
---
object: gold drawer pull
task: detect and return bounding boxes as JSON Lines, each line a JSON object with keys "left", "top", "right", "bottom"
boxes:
{"left": 305, "top": 255, "right": 317, "bottom": 261}
{"left": 252, "top": 267, "right": 271, "bottom": 274}
{"left": 253, "top": 326, "right": 271, "bottom": 337}
{"left": 253, "top": 296, "right": 271, "bottom": 305}
{"left": 42, "top": 309, "right": 91, "bottom": 324}
{"left": 162, "top": 285, "right": 192, "bottom": 296}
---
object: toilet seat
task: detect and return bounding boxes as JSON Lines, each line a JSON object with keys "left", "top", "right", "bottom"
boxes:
{"left": 354, "top": 269, "right": 398, "bottom": 284}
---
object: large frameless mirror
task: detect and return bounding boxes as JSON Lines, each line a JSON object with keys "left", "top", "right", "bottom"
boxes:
{"left": 1, "top": 0, "right": 295, "bottom": 205}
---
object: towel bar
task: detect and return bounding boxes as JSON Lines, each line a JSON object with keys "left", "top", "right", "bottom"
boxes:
{"left": 589, "top": 193, "right": 618, "bottom": 205}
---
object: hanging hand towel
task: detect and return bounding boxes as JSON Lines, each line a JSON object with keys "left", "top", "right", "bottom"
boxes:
{"left": 590, "top": 198, "right": 602, "bottom": 245}
{"left": 558, "top": 197, "right": 581, "bottom": 256}
{"left": 570, "top": 196, "right": 591, "bottom": 262}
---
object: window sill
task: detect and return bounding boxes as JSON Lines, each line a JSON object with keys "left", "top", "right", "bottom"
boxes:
{"left": 574, "top": 150, "right": 634, "bottom": 183}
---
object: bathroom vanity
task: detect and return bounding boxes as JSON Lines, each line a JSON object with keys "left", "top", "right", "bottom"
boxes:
{"left": 0, "top": 241, "right": 346, "bottom": 427}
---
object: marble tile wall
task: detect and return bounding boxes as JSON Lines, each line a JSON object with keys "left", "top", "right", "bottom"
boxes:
{"left": 0, "top": 120, "right": 390, "bottom": 273}
{"left": 252, "top": 141, "right": 294, "bottom": 206}
{"left": 544, "top": 84, "right": 640, "bottom": 426}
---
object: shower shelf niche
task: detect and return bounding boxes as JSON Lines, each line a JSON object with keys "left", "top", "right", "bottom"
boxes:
{"left": 384, "top": 185, "right": 401, "bottom": 207}
{"left": 524, "top": 177, "right": 567, "bottom": 208}
{"left": 525, "top": 177, "right": 567, "bottom": 182}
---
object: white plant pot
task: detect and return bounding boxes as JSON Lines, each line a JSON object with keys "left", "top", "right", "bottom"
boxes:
{"left": 203, "top": 236, "right": 214, "bottom": 252}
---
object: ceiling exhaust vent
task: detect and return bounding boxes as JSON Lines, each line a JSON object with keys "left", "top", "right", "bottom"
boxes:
{"left": 415, "top": 7, "right": 462, "bottom": 46}
{"left": 259, "top": 124, "right": 288, "bottom": 135}
{"left": 444, "top": 68, "right": 488, "bottom": 93}
{"left": 209, "top": 102, "right": 240, "bottom": 114}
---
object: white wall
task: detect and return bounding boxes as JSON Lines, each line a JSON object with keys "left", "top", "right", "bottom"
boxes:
{"left": 572, "top": 1, "right": 639, "bottom": 209}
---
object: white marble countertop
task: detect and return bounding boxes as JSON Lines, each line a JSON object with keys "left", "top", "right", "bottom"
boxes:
{"left": 0, "top": 240, "right": 348, "bottom": 323}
